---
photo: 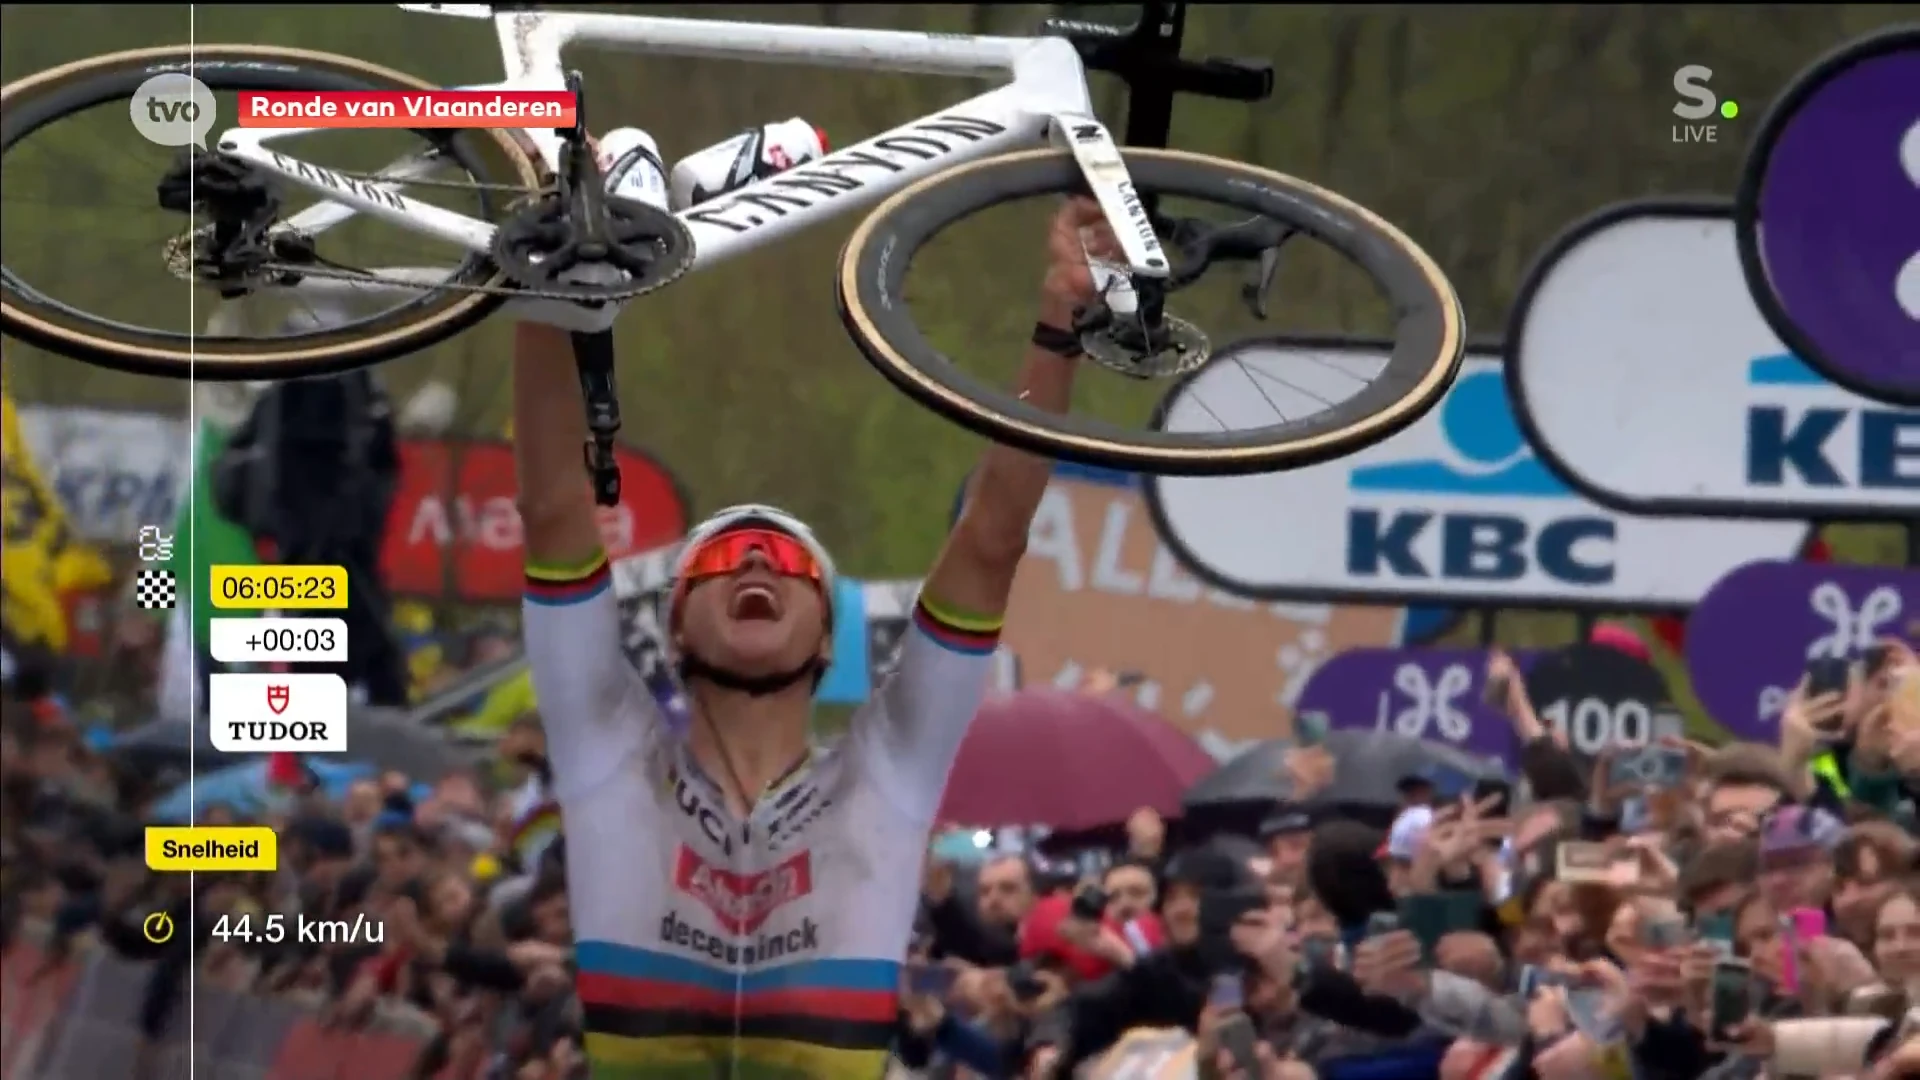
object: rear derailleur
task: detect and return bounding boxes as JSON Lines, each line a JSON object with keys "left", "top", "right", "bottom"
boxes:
{"left": 155, "top": 150, "right": 317, "bottom": 297}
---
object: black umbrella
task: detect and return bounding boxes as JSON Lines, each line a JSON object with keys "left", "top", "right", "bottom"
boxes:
{"left": 1182, "top": 730, "right": 1509, "bottom": 828}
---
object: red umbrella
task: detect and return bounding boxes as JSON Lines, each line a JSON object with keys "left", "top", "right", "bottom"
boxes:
{"left": 935, "top": 689, "right": 1216, "bottom": 832}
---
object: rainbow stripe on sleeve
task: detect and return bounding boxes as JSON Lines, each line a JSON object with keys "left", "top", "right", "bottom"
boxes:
{"left": 911, "top": 594, "right": 1003, "bottom": 656}
{"left": 526, "top": 550, "right": 611, "bottom": 606}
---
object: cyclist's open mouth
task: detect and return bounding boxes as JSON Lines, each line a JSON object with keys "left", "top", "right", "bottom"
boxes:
{"left": 729, "top": 583, "right": 782, "bottom": 621}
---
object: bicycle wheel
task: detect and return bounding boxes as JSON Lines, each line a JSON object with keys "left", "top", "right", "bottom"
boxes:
{"left": 836, "top": 147, "right": 1464, "bottom": 476}
{"left": 0, "top": 45, "right": 540, "bottom": 380}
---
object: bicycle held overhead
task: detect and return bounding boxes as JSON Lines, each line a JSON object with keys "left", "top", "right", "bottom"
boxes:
{"left": 0, "top": 2, "right": 1464, "bottom": 480}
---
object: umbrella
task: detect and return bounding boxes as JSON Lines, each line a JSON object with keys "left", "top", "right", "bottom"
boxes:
{"left": 147, "top": 758, "right": 385, "bottom": 823}
{"left": 936, "top": 689, "right": 1215, "bottom": 832}
{"left": 1182, "top": 730, "right": 1508, "bottom": 827}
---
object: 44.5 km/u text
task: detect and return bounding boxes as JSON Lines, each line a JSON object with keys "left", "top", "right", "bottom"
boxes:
{"left": 210, "top": 912, "right": 383, "bottom": 945}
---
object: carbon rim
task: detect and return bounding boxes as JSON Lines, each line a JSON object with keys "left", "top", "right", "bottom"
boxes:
{"left": 0, "top": 45, "right": 539, "bottom": 380}
{"left": 836, "top": 147, "right": 1464, "bottom": 476}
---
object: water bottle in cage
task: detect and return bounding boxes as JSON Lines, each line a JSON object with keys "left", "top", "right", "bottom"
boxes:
{"left": 597, "top": 128, "right": 671, "bottom": 212}
{"left": 669, "top": 118, "right": 829, "bottom": 210}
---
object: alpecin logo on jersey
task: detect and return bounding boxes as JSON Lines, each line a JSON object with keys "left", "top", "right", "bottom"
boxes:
{"left": 673, "top": 845, "right": 812, "bottom": 935}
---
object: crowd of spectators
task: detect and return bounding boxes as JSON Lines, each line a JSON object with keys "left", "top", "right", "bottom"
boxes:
{"left": 5, "top": 636, "right": 1920, "bottom": 1079}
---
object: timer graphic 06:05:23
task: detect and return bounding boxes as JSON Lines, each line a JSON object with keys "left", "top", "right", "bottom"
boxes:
{"left": 209, "top": 564, "right": 348, "bottom": 609}
{"left": 207, "top": 617, "right": 350, "bottom": 664}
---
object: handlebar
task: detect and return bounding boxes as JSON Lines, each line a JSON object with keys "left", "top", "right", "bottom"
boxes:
{"left": 1039, "top": 3, "right": 1273, "bottom": 148}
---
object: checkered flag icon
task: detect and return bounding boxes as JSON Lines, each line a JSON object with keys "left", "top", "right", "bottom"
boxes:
{"left": 134, "top": 569, "right": 177, "bottom": 610}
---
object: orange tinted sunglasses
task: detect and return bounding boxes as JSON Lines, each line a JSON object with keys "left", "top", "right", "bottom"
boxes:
{"left": 680, "top": 528, "right": 822, "bottom": 584}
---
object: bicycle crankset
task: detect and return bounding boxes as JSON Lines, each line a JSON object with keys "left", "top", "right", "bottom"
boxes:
{"left": 492, "top": 192, "right": 693, "bottom": 302}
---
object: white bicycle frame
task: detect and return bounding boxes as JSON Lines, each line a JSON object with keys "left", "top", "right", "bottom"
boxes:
{"left": 213, "top": 3, "right": 1172, "bottom": 308}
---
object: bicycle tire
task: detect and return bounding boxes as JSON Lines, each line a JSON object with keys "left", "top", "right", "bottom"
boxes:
{"left": 0, "top": 45, "right": 540, "bottom": 380}
{"left": 836, "top": 147, "right": 1464, "bottom": 476}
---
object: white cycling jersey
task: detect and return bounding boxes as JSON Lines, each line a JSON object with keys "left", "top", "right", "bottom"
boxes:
{"left": 522, "top": 551, "right": 998, "bottom": 1080}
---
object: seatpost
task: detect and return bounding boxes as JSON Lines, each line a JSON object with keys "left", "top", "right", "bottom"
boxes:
{"left": 570, "top": 330, "right": 623, "bottom": 506}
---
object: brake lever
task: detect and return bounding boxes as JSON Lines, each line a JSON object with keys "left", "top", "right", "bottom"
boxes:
{"left": 1244, "top": 247, "right": 1282, "bottom": 321}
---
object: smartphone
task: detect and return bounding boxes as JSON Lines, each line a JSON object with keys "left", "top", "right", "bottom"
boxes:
{"left": 1862, "top": 644, "right": 1893, "bottom": 679}
{"left": 1555, "top": 842, "right": 1615, "bottom": 884}
{"left": 1299, "top": 935, "right": 1345, "bottom": 972}
{"left": 1296, "top": 711, "right": 1330, "bottom": 747}
{"left": 1566, "top": 986, "right": 1625, "bottom": 1045}
{"left": 1517, "top": 964, "right": 1554, "bottom": 997}
{"left": 905, "top": 962, "right": 956, "bottom": 998}
{"left": 1710, "top": 959, "right": 1754, "bottom": 1038}
{"left": 1806, "top": 657, "right": 1852, "bottom": 700}
{"left": 1641, "top": 916, "right": 1690, "bottom": 949}
{"left": 1396, "top": 892, "right": 1484, "bottom": 954}
{"left": 1785, "top": 907, "right": 1828, "bottom": 941}
{"left": 1608, "top": 745, "right": 1688, "bottom": 790}
{"left": 1006, "top": 960, "right": 1046, "bottom": 1001}
{"left": 1695, "top": 912, "right": 1736, "bottom": 957}
{"left": 1208, "top": 973, "right": 1245, "bottom": 1010}
{"left": 1366, "top": 911, "right": 1402, "bottom": 938}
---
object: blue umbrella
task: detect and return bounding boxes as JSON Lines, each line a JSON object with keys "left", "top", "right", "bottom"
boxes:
{"left": 147, "top": 758, "right": 381, "bottom": 823}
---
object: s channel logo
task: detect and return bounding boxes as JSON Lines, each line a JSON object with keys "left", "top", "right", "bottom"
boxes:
{"left": 1344, "top": 368, "right": 1615, "bottom": 587}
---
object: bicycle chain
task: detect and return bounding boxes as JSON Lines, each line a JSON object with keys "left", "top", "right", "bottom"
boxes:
{"left": 256, "top": 255, "right": 688, "bottom": 304}
{"left": 215, "top": 162, "right": 690, "bottom": 304}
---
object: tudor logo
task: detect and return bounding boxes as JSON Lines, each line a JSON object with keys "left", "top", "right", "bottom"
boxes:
{"left": 672, "top": 846, "right": 812, "bottom": 935}
{"left": 266, "top": 684, "right": 290, "bottom": 715}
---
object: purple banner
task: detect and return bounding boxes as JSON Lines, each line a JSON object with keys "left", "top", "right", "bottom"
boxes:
{"left": 1742, "top": 30, "right": 1920, "bottom": 403}
{"left": 1686, "top": 560, "right": 1920, "bottom": 741}
{"left": 1295, "top": 648, "right": 1532, "bottom": 767}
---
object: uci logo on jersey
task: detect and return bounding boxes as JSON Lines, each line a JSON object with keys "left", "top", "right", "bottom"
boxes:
{"left": 1344, "top": 368, "right": 1614, "bottom": 586}
{"left": 1743, "top": 354, "right": 1920, "bottom": 492}
{"left": 670, "top": 767, "right": 748, "bottom": 856}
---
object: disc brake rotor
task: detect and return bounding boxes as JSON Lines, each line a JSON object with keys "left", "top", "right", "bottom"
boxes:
{"left": 1079, "top": 315, "right": 1211, "bottom": 379}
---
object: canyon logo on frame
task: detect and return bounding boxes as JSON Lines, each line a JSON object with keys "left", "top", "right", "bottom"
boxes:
{"left": 986, "top": 462, "right": 1406, "bottom": 747}
{"left": 1686, "top": 560, "right": 1920, "bottom": 742}
{"left": 1507, "top": 202, "right": 1918, "bottom": 520}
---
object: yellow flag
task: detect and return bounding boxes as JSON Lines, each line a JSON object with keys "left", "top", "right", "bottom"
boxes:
{"left": 1, "top": 379, "right": 115, "bottom": 651}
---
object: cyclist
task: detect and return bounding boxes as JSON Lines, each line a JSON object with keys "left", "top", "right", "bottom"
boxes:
{"left": 512, "top": 197, "right": 1114, "bottom": 1078}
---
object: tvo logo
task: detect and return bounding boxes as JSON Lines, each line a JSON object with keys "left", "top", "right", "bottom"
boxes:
{"left": 1746, "top": 402, "right": 1920, "bottom": 491}
{"left": 1347, "top": 508, "right": 1616, "bottom": 586}
{"left": 1374, "top": 662, "right": 1474, "bottom": 743}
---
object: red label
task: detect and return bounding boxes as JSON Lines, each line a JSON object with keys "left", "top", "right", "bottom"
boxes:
{"left": 379, "top": 438, "right": 688, "bottom": 603}
{"left": 672, "top": 847, "right": 812, "bottom": 935}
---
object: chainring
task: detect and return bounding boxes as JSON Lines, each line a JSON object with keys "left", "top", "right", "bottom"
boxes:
{"left": 492, "top": 193, "right": 696, "bottom": 303}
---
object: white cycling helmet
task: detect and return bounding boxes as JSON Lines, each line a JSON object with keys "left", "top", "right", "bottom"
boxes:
{"left": 669, "top": 503, "right": 837, "bottom": 626}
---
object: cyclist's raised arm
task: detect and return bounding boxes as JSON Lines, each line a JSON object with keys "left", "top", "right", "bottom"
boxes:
{"left": 862, "top": 200, "right": 1102, "bottom": 804}
{"left": 513, "top": 321, "right": 655, "bottom": 799}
